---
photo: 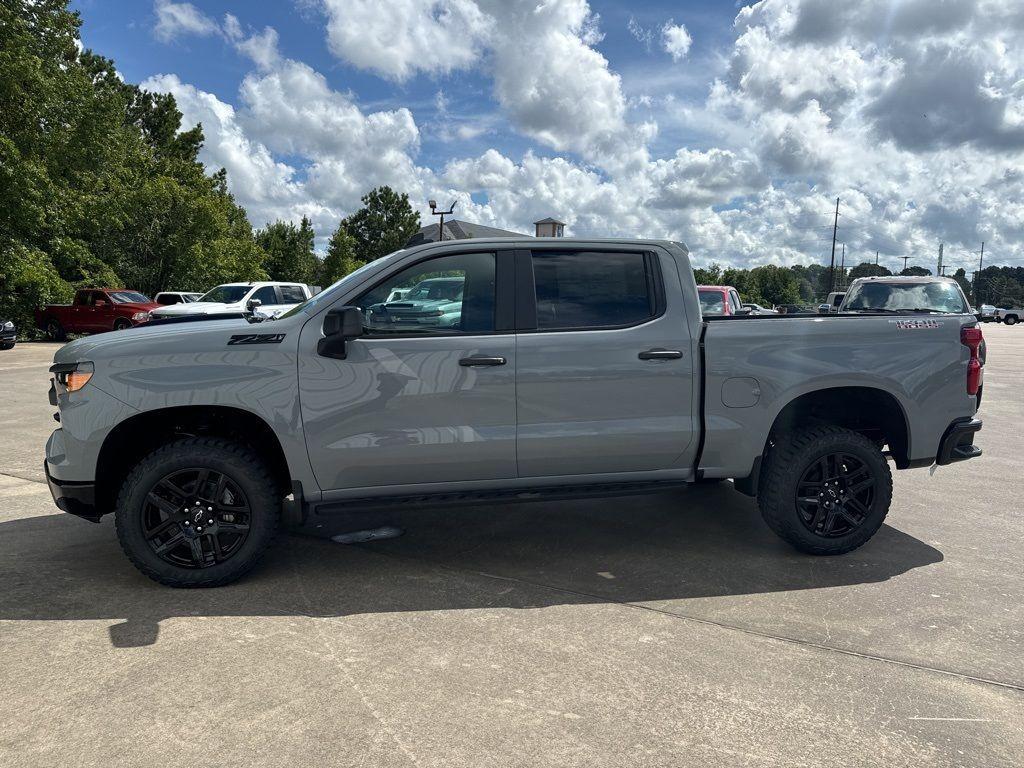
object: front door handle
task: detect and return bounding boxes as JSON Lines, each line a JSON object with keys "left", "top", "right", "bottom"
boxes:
{"left": 459, "top": 355, "right": 507, "bottom": 367}
{"left": 638, "top": 348, "right": 683, "bottom": 360}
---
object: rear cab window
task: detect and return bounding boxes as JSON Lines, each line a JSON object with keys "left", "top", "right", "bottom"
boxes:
{"left": 843, "top": 282, "right": 969, "bottom": 313}
{"left": 278, "top": 285, "right": 307, "bottom": 304}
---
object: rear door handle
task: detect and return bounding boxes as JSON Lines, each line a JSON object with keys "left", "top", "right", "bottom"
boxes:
{"left": 638, "top": 348, "right": 683, "bottom": 360}
{"left": 459, "top": 355, "right": 507, "bottom": 367}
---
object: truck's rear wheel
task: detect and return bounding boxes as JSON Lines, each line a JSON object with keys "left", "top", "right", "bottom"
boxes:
{"left": 757, "top": 426, "right": 892, "bottom": 555}
{"left": 1005, "top": 315, "right": 1018, "bottom": 325}
{"left": 45, "top": 318, "right": 66, "bottom": 341}
{"left": 115, "top": 437, "right": 280, "bottom": 587}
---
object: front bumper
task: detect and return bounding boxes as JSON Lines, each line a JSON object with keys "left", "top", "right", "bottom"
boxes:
{"left": 45, "top": 461, "right": 100, "bottom": 522}
{"left": 935, "top": 418, "right": 983, "bottom": 466}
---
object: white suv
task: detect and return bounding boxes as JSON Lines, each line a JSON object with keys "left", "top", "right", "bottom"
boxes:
{"left": 150, "top": 282, "right": 313, "bottom": 320}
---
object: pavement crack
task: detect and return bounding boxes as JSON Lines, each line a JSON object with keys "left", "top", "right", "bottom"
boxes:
{"left": 361, "top": 547, "right": 1024, "bottom": 696}
{"left": 0, "top": 471, "right": 46, "bottom": 485}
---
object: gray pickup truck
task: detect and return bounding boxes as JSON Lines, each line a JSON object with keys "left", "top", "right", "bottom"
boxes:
{"left": 45, "top": 239, "right": 985, "bottom": 587}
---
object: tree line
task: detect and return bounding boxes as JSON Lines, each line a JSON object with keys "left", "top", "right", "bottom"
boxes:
{"left": 691, "top": 259, "right": 1019, "bottom": 309}
{"left": 0, "top": 1, "right": 421, "bottom": 335}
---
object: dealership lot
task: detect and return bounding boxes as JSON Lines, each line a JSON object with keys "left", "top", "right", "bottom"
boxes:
{"left": 1, "top": 328, "right": 1022, "bottom": 767}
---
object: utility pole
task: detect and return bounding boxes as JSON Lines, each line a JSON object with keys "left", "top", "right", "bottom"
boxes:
{"left": 974, "top": 241, "right": 985, "bottom": 303}
{"left": 900, "top": 255, "right": 910, "bottom": 272}
{"left": 828, "top": 197, "right": 840, "bottom": 292}
{"left": 875, "top": 250, "right": 879, "bottom": 265}
{"left": 937, "top": 242, "right": 943, "bottom": 277}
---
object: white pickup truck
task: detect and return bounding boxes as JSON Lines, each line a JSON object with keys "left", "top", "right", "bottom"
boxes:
{"left": 150, "top": 282, "right": 313, "bottom": 320}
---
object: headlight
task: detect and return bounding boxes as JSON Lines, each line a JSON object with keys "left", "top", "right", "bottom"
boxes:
{"left": 51, "top": 361, "right": 94, "bottom": 393}
{"left": 132, "top": 312, "right": 150, "bottom": 322}
{"left": 3, "top": 320, "right": 12, "bottom": 329}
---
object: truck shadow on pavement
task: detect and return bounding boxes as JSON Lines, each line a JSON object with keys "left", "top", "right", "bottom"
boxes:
{"left": 0, "top": 485, "right": 942, "bottom": 647}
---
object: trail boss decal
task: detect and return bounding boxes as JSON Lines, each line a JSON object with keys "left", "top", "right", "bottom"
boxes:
{"left": 228, "top": 333, "right": 287, "bottom": 345}
{"left": 889, "top": 319, "right": 943, "bottom": 330}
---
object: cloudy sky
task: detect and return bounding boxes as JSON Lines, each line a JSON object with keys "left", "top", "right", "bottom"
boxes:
{"left": 71, "top": 0, "right": 1024, "bottom": 273}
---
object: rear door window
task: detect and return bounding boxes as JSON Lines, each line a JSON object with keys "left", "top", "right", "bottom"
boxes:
{"left": 278, "top": 285, "right": 307, "bottom": 304}
{"left": 531, "top": 251, "right": 655, "bottom": 330}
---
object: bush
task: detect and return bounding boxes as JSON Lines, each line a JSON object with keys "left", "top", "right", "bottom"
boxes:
{"left": 0, "top": 242, "right": 74, "bottom": 338}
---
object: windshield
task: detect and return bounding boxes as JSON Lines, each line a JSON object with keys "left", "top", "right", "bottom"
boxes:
{"left": 842, "top": 282, "right": 969, "bottom": 313}
{"left": 200, "top": 285, "right": 250, "bottom": 304}
{"left": 109, "top": 291, "right": 150, "bottom": 304}
{"left": 698, "top": 290, "right": 725, "bottom": 314}
{"left": 277, "top": 250, "right": 406, "bottom": 320}
{"left": 405, "top": 280, "right": 464, "bottom": 301}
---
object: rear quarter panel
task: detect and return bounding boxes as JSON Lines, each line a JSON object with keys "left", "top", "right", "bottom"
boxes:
{"left": 701, "top": 315, "right": 979, "bottom": 478}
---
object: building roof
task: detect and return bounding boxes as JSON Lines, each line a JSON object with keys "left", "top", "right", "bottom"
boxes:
{"left": 533, "top": 217, "right": 565, "bottom": 225}
{"left": 405, "top": 219, "right": 526, "bottom": 247}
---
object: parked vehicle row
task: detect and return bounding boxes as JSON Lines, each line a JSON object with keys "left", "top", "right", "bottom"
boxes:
{"left": 45, "top": 237, "right": 984, "bottom": 588}
{"left": 34, "top": 282, "right": 317, "bottom": 339}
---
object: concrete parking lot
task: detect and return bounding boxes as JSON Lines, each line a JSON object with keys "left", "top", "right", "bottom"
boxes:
{"left": 1, "top": 328, "right": 1022, "bottom": 767}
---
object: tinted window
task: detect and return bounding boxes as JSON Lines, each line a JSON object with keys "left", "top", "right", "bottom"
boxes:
{"left": 354, "top": 252, "right": 495, "bottom": 335}
{"left": 278, "top": 285, "right": 306, "bottom": 304}
{"left": 251, "top": 286, "right": 278, "bottom": 306}
{"left": 698, "top": 290, "right": 725, "bottom": 315}
{"left": 157, "top": 294, "right": 180, "bottom": 305}
{"left": 532, "top": 251, "right": 654, "bottom": 330}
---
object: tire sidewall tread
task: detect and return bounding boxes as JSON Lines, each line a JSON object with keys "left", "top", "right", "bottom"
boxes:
{"left": 757, "top": 425, "right": 893, "bottom": 555}
{"left": 115, "top": 437, "right": 280, "bottom": 588}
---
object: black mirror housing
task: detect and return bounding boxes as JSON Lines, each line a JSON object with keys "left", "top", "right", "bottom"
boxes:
{"left": 318, "top": 306, "right": 364, "bottom": 359}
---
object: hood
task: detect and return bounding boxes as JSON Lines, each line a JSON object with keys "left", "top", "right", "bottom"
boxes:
{"left": 151, "top": 301, "right": 238, "bottom": 316}
{"left": 119, "top": 301, "right": 161, "bottom": 312}
{"left": 53, "top": 314, "right": 280, "bottom": 364}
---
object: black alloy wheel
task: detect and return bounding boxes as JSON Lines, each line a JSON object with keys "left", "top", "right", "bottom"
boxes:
{"left": 795, "top": 452, "right": 876, "bottom": 537}
{"left": 142, "top": 468, "right": 252, "bottom": 569}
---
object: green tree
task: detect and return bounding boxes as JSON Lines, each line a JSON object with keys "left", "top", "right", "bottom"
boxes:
{"left": 257, "top": 216, "right": 318, "bottom": 284}
{"left": 951, "top": 267, "right": 973, "bottom": 304}
{"left": 319, "top": 225, "right": 360, "bottom": 285}
{"left": 848, "top": 262, "right": 892, "bottom": 280}
{"left": 900, "top": 266, "right": 932, "bottom": 277}
{"left": 692, "top": 262, "right": 722, "bottom": 285}
{"left": 0, "top": 0, "right": 269, "bottom": 333}
{"left": 748, "top": 265, "right": 800, "bottom": 306}
{"left": 341, "top": 186, "right": 421, "bottom": 265}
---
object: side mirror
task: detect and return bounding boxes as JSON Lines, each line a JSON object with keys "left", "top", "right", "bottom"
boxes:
{"left": 318, "top": 306, "right": 364, "bottom": 360}
{"left": 735, "top": 306, "right": 752, "bottom": 315}
{"left": 818, "top": 304, "right": 832, "bottom": 314}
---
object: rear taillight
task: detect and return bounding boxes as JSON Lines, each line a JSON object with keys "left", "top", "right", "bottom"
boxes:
{"left": 961, "top": 326, "right": 983, "bottom": 395}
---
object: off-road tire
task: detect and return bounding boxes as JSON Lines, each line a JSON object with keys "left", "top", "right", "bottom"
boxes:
{"left": 0, "top": 341, "right": 14, "bottom": 350}
{"left": 45, "top": 318, "right": 66, "bottom": 341}
{"left": 757, "top": 425, "right": 892, "bottom": 555}
{"left": 115, "top": 437, "right": 280, "bottom": 587}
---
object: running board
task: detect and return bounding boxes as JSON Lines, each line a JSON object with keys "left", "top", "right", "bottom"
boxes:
{"left": 308, "top": 479, "right": 690, "bottom": 518}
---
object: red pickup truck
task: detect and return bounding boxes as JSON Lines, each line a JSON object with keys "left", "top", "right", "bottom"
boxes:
{"left": 36, "top": 289, "right": 160, "bottom": 340}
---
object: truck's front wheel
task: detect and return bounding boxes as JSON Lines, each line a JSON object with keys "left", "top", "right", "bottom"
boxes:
{"left": 757, "top": 426, "right": 892, "bottom": 555}
{"left": 115, "top": 438, "right": 281, "bottom": 587}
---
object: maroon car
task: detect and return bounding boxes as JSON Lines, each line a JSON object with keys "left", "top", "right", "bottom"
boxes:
{"left": 36, "top": 289, "right": 160, "bottom": 341}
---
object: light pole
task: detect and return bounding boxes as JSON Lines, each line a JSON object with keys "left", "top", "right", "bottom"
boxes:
{"left": 428, "top": 199, "right": 456, "bottom": 241}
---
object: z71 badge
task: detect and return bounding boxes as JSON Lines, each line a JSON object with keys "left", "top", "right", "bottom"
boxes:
{"left": 228, "top": 333, "right": 287, "bottom": 345}
{"left": 889, "top": 319, "right": 943, "bottom": 330}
